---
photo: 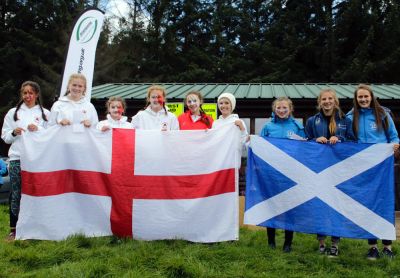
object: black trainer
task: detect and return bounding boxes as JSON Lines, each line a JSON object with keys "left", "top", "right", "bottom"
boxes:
{"left": 328, "top": 246, "right": 338, "bottom": 257}
{"left": 268, "top": 242, "right": 276, "bottom": 249}
{"left": 283, "top": 245, "right": 292, "bottom": 253}
{"left": 382, "top": 247, "right": 394, "bottom": 259}
{"left": 319, "top": 244, "right": 326, "bottom": 254}
{"left": 366, "top": 247, "right": 380, "bottom": 260}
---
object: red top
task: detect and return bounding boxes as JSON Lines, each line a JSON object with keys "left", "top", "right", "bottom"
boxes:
{"left": 178, "top": 111, "right": 214, "bottom": 130}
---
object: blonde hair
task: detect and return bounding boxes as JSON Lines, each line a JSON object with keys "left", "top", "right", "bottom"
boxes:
{"left": 272, "top": 97, "right": 294, "bottom": 117}
{"left": 106, "top": 96, "right": 126, "bottom": 114}
{"left": 65, "top": 73, "right": 87, "bottom": 96}
{"left": 145, "top": 85, "right": 167, "bottom": 115}
{"left": 317, "top": 88, "right": 343, "bottom": 135}
{"left": 147, "top": 85, "right": 166, "bottom": 100}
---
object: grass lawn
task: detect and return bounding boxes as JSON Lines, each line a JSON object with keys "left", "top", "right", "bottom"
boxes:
{"left": 0, "top": 204, "right": 398, "bottom": 277}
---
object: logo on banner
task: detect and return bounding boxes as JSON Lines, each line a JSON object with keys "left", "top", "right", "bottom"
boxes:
{"left": 60, "top": 8, "right": 104, "bottom": 100}
{"left": 76, "top": 17, "right": 98, "bottom": 43}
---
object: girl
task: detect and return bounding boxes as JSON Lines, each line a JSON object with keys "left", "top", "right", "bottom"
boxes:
{"left": 97, "top": 96, "right": 132, "bottom": 131}
{"left": 49, "top": 73, "right": 98, "bottom": 129}
{"left": 178, "top": 91, "right": 213, "bottom": 130}
{"left": 1, "top": 81, "right": 50, "bottom": 240}
{"left": 213, "top": 92, "right": 247, "bottom": 135}
{"left": 131, "top": 85, "right": 179, "bottom": 130}
{"left": 305, "top": 88, "right": 355, "bottom": 257}
{"left": 213, "top": 92, "right": 248, "bottom": 163}
{"left": 347, "top": 84, "right": 399, "bottom": 260}
{"left": 260, "top": 97, "right": 305, "bottom": 253}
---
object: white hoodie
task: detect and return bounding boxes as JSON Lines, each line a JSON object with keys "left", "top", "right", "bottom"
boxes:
{"left": 49, "top": 96, "right": 98, "bottom": 127}
{"left": 213, "top": 114, "right": 248, "bottom": 157}
{"left": 97, "top": 114, "right": 133, "bottom": 130}
{"left": 131, "top": 106, "right": 179, "bottom": 130}
{"left": 1, "top": 103, "right": 50, "bottom": 160}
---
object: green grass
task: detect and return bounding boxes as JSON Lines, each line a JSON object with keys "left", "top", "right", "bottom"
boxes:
{"left": 0, "top": 204, "right": 398, "bottom": 277}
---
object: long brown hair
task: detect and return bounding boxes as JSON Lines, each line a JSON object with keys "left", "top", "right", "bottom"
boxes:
{"left": 13, "top": 81, "right": 47, "bottom": 122}
{"left": 352, "top": 84, "right": 388, "bottom": 139}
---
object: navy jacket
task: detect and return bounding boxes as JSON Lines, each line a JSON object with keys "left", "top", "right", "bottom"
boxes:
{"left": 305, "top": 112, "right": 355, "bottom": 141}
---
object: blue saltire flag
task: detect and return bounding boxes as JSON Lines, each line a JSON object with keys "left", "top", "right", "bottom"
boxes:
{"left": 244, "top": 136, "right": 396, "bottom": 240}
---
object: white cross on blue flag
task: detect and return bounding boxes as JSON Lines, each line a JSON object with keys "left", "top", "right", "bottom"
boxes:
{"left": 244, "top": 136, "right": 396, "bottom": 240}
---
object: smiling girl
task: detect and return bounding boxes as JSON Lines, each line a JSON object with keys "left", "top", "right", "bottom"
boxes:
{"left": 49, "top": 73, "right": 98, "bottom": 128}
{"left": 347, "top": 84, "right": 399, "bottom": 260}
{"left": 178, "top": 91, "right": 213, "bottom": 130}
{"left": 259, "top": 97, "right": 305, "bottom": 253}
{"left": 305, "top": 88, "right": 354, "bottom": 257}
{"left": 213, "top": 92, "right": 247, "bottom": 132}
{"left": 306, "top": 88, "right": 354, "bottom": 144}
{"left": 97, "top": 96, "right": 132, "bottom": 131}
{"left": 260, "top": 97, "right": 305, "bottom": 140}
{"left": 131, "top": 85, "right": 179, "bottom": 130}
{"left": 1, "top": 81, "right": 50, "bottom": 240}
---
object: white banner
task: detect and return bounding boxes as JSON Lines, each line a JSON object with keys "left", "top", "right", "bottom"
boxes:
{"left": 60, "top": 8, "right": 104, "bottom": 101}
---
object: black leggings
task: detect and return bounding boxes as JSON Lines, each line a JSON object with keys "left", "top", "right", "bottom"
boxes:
{"left": 368, "top": 239, "right": 392, "bottom": 246}
{"left": 9, "top": 160, "right": 21, "bottom": 228}
{"left": 267, "top": 227, "right": 293, "bottom": 246}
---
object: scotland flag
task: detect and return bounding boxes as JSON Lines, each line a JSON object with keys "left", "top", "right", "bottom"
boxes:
{"left": 244, "top": 136, "right": 396, "bottom": 240}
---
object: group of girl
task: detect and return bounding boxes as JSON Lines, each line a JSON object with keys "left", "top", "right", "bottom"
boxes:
{"left": 1, "top": 74, "right": 397, "bottom": 260}
{"left": 0, "top": 74, "right": 248, "bottom": 240}
{"left": 261, "top": 86, "right": 398, "bottom": 260}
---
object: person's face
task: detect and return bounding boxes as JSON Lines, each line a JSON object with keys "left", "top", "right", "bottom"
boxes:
{"left": 274, "top": 100, "right": 290, "bottom": 119}
{"left": 148, "top": 90, "right": 164, "bottom": 111}
{"left": 320, "top": 92, "right": 335, "bottom": 114}
{"left": 108, "top": 101, "right": 124, "bottom": 120}
{"left": 356, "top": 89, "right": 372, "bottom": 108}
{"left": 22, "top": 85, "right": 38, "bottom": 108}
{"left": 218, "top": 98, "right": 232, "bottom": 117}
{"left": 186, "top": 94, "right": 201, "bottom": 115}
{"left": 68, "top": 78, "right": 86, "bottom": 101}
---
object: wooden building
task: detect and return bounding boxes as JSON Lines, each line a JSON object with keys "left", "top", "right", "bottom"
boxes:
{"left": 92, "top": 83, "right": 400, "bottom": 134}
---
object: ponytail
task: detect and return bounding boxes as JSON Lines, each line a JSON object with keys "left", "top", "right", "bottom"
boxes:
{"left": 199, "top": 106, "right": 211, "bottom": 128}
{"left": 36, "top": 97, "right": 48, "bottom": 121}
{"left": 13, "top": 100, "right": 24, "bottom": 121}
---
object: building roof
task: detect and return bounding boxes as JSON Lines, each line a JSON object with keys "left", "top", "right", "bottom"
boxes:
{"left": 91, "top": 83, "right": 400, "bottom": 100}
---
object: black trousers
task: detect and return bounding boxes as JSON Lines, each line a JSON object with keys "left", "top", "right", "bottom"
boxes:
{"left": 267, "top": 227, "right": 293, "bottom": 246}
{"left": 368, "top": 239, "right": 392, "bottom": 246}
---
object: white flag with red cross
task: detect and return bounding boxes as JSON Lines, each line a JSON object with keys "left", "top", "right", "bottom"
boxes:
{"left": 16, "top": 125, "right": 239, "bottom": 242}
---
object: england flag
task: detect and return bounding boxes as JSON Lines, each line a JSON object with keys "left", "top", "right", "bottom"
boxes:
{"left": 17, "top": 125, "right": 239, "bottom": 242}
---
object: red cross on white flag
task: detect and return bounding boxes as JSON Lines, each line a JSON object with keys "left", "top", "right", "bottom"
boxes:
{"left": 17, "top": 126, "right": 239, "bottom": 242}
